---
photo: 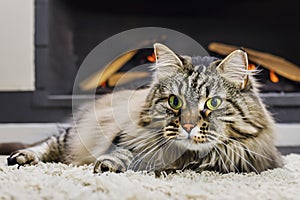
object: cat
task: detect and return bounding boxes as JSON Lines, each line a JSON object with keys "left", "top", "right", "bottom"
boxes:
{"left": 7, "top": 43, "right": 283, "bottom": 174}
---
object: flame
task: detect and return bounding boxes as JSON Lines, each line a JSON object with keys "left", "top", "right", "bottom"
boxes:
{"left": 248, "top": 63, "right": 256, "bottom": 70}
{"left": 100, "top": 81, "right": 107, "bottom": 88}
{"left": 147, "top": 53, "right": 156, "bottom": 63}
{"left": 269, "top": 70, "right": 279, "bottom": 83}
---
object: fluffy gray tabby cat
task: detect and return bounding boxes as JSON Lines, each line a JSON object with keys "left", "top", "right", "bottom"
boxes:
{"left": 7, "top": 43, "right": 283, "bottom": 174}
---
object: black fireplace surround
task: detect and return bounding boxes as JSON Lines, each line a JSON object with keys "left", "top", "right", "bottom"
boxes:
{"left": 0, "top": 0, "right": 299, "bottom": 123}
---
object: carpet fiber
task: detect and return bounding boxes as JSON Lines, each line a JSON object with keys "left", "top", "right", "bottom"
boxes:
{"left": 0, "top": 154, "right": 300, "bottom": 199}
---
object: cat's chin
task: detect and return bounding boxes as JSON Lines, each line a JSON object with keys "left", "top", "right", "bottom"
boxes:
{"left": 174, "top": 139, "right": 215, "bottom": 152}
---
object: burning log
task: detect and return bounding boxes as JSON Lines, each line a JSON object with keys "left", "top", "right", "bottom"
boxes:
{"left": 80, "top": 50, "right": 138, "bottom": 91}
{"left": 208, "top": 42, "right": 300, "bottom": 82}
{"left": 80, "top": 36, "right": 167, "bottom": 91}
{"left": 107, "top": 72, "right": 149, "bottom": 87}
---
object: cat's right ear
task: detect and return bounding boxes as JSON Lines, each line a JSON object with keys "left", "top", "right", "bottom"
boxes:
{"left": 216, "top": 49, "right": 250, "bottom": 90}
{"left": 153, "top": 43, "right": 183, "bottom": 80}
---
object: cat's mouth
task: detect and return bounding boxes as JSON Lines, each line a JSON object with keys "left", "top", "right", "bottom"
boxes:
{"left": 174, "top": 137, "right": 215, "bottom": 152}
{"left": 164, "top": 126, "right": 214, "bottom": 145}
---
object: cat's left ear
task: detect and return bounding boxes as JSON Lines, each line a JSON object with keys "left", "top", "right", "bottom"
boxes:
{"left": 216, "top": 49, "right": 249, "bottom": 90}
{"left": 153, "top": 43, "right": 183, "bottom": 80}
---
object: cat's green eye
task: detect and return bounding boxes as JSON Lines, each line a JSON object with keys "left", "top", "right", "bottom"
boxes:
{"left": 168, "top": 95, "right": 182, "bottom": 110}
{"left": 206, "top": 97, "right": 222, "bottom": 110}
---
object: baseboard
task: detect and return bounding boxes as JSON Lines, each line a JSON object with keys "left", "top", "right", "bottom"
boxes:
{"left": 0, "top": 123, "right": 299, "bottom": 146}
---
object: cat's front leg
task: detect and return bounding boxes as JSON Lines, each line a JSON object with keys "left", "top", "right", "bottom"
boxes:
{"left": 7, "top": 149, "right": 40, "bottom": 166}
{"left": 7, "top": 129, "right": 70, "bottom": 166}
{"left": 94, "top": 148, "right": 133, "bottom": 173}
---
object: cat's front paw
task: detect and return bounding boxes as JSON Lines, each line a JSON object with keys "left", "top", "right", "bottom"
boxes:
{"left": 94, "top": 157, "right": 126, "bottom": 173}
{"left": 7, "top": 150, "right": 40, "bottom": 166}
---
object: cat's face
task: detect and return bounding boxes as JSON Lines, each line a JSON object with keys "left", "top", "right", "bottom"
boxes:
{"left": 158, "top": 67, "right": 226, "bottom": 151}
{"left": 140, "top": 43, "right": 262, "bottom": 152}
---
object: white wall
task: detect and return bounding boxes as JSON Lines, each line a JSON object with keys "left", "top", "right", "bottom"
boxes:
{"left": 0, "top": 0, "right": 35, "bottom": 91}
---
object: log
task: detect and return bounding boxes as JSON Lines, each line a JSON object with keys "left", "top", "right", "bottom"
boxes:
{"left": 80, "top": 50, "right": 138, "bottom": 91}
{"left": 108, "top": 72, "right": 150, "bottom": 87}
{"left": 208, "top": 42, "right": 300, "bottom": 82}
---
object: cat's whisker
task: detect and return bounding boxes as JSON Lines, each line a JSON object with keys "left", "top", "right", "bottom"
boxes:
{"left": 126, "top": 129, "right": 164, "bottom": 148}
{"left": 129, "top": 135, "right": 163, "bottom": 161}
{"left": 213, "top": 146, "right": 230, "bottom": 173}
{"left": 146, "top": 139, "right": 174, "bottom": 171}
{"left": 129, "top": 134, "right": 160, "bottom": 150}
{"left": 144, "top": 140, "right": 168, "bottom": 171}
{"left": 217, "top": 135, "right": 273, "bottom": 161}
{"left": 206, "top": 131, "right": 226, "bottom": 141}
{"left": 209, "top": 135, "right": 240, "bottom": 173}
{"left": 210, "top": 129, "right": 275, "bottom": 169}
{"left": 130, "top": 136, "right": 167, "bottom": 171}
{"left": 137, "top": 139, "right": 170, "bottom": 172}
{"left": 216, "top": 140, "right": 260, "bottom": 174}
{"left": 131, "top": 139, "right": 164, "bottom": 169}
{"left": 194, "top": 142, "right": 216, "bottom": 171}
{"left": 207, "top": 131, "right": 260, "bottom": 173}
{"left": 146, "top": 145, "right": 168, "bottom": 171}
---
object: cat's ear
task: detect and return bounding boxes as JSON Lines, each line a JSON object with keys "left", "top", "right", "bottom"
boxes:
{"left": 153, "top": 43, "right": 183, "bottom": 79}
{"left": 216, "top": 49, "right": 250, "bottom": 89}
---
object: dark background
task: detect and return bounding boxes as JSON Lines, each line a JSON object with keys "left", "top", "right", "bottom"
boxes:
{"left": 0, "top": 0, "right": 299, "bottom": 123}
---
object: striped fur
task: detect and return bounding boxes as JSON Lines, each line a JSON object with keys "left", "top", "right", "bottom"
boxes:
{"left": 7, "top": 43, "right": 283, "bottom": 174}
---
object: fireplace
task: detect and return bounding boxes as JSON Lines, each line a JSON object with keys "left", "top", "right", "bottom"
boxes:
{"left": 0, "top": 0, "right": 299, "bottom": 123}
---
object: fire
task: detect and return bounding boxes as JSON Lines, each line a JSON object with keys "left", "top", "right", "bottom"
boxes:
{"left": 269, "top": 70, "right": 279, "bottom": 83}
{"left": 248, "top": 63, "right": 256, "bottom": 70}
{"left": 247, "top": 63, "right": 279, "bottom": 83}
{"left": 147, "top": 53, "right": 156, "bottom": 63}
{"left": 100, "top": 81, "right": 107, "bottom": 88}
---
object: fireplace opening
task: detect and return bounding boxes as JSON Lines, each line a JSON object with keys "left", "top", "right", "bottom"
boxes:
{"left": 2, "top": 0, "right": 295, "bottom": 123}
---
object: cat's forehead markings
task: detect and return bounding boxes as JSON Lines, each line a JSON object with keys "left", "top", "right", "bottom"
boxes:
{"left": 205, "top": 87, "right": 210, "bottom": 98}
{"left": 197, "top": 82, "right": 208, "bottom": 99}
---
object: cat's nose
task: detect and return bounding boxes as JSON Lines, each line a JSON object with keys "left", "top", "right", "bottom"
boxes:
{"left": 182, "top": 123, "right": 195, "bottom": 133}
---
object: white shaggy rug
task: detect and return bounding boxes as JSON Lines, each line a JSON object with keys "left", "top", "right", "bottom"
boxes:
{"left": 0, "top": 154, "right": 300, "bottom": 199}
